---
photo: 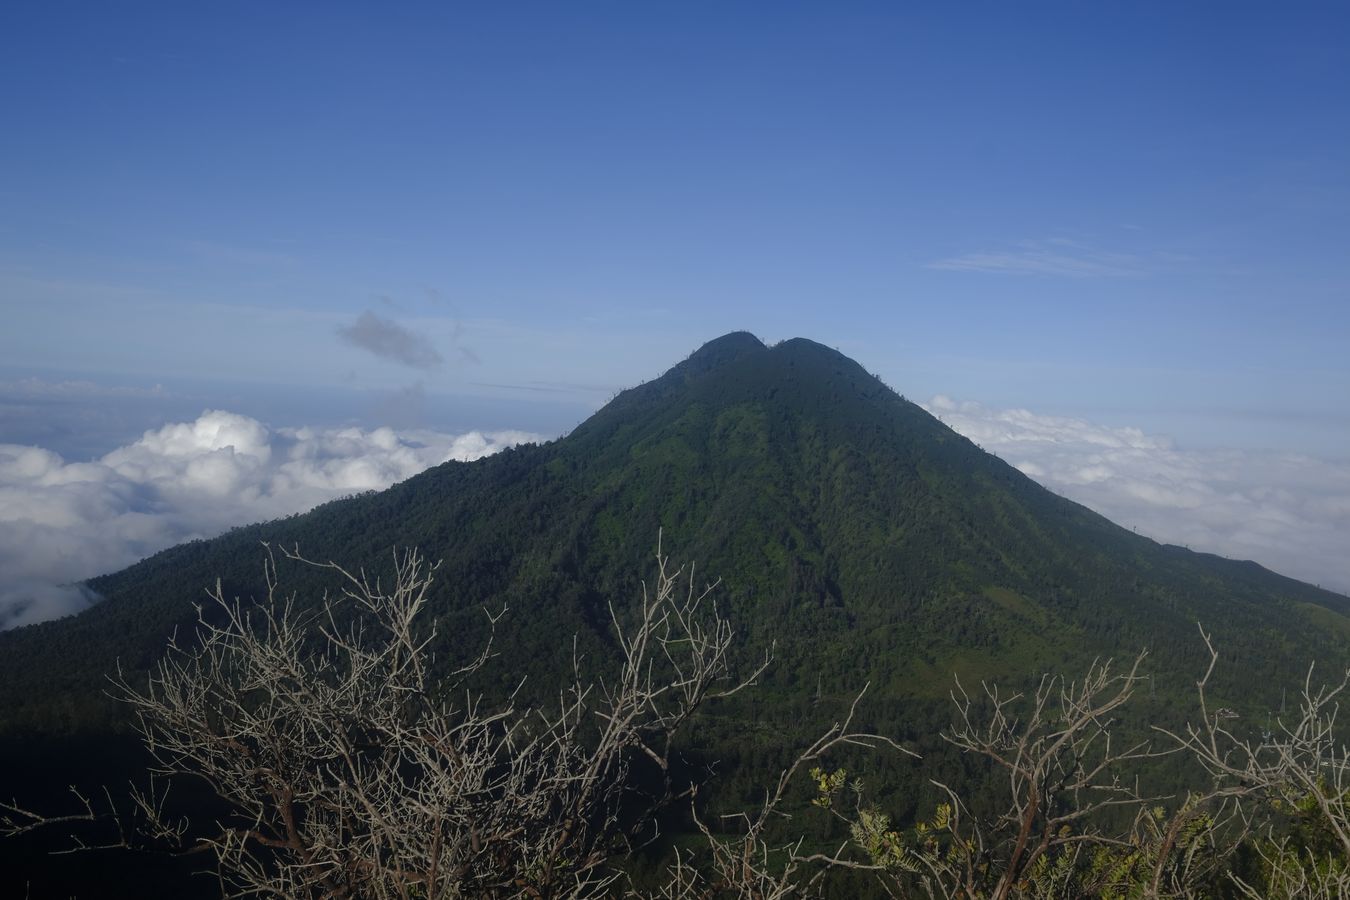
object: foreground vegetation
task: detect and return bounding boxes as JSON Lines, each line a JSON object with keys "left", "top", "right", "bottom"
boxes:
{"left": 7, "top": 543, "right": 1350, "bottom": 899}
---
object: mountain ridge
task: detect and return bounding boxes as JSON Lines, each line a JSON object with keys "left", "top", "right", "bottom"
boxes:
{"left": 2, "top": 332, "right": 1347, "bottom": 742}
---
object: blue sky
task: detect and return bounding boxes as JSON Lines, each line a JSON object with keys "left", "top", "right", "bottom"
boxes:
{"left": 1, "top": 3, "right": 1348, "bottom": 619}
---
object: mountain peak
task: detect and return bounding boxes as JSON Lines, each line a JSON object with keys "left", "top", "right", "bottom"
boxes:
{"left": 677, "top": 331, "right": 766, "bottom": 376}
{"left": 770, "top": 336, "right": 858, "bottom": 367}
{"left": 4, "top": 329, "right": 1350, "bottom": 776}
{"left": 773, "top": 336, "right": 840, "bottom": 355}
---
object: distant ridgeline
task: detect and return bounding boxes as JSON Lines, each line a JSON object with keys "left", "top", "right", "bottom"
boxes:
{"left": 3, "top": 332, "right": 1349, "bottom": 893}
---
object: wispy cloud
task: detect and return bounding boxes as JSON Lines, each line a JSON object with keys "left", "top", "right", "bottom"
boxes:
{"left": 471, "top": 380, "right": 617, "bottom": 397}
{"left": 927, "top": 238, "right": 1144, "bottom": 278}
{"left": 925, "top": 396, "right": 1350, "bottom": 594}
{"left": 0, "top": 411, "right": 541, "bottom": 629}
{"left": 0, "top": 376, "right": 169, "bottom": 401}
{"left": 338, "top": 311, "right": 444, "bottom": 369}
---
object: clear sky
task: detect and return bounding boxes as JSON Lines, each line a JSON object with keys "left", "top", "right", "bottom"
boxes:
{"left": 1, "top": 3, "right": 1348, "bottom": 622}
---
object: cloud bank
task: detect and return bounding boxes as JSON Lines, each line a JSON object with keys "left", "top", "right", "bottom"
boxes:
{"left": 925, "top": 396, "right": 1350, "bottom": 594}
{"left": 0, "top": 411, "right": 539, "bottom": 630}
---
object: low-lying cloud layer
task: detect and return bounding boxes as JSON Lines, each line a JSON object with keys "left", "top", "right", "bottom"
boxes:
{"left": 0, "top": 411, "right": 539, "bottom": 630}
{"left": 925, "top": 396, "right": 1350, "bottom": 594}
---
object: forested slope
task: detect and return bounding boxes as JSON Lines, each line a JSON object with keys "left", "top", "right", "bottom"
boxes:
{"left": 2, "top": 331, "right": 1348, "bottom": 796}
{"left": 4, "top": 332, "right": 1350, "bottom": 896}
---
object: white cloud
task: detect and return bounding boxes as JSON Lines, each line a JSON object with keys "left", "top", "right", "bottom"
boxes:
{"left": 0, "top": 411, "right": 541, "bottom": 630}
{"left": 924, "top": 396, "right": 1350, "bottom": 594}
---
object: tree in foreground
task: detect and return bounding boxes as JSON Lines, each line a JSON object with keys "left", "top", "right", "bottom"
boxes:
{"left": 646, "top": 636, "right": 1350, "bottom": 898}
{"left": 8, "top": 543, "right": 1350, "bottom": 898}
{"left": 6, "top": 541, "right": 772, "bottom": 898}
{"left": 778, "top": 627, "right": 1350, "bottom": 899}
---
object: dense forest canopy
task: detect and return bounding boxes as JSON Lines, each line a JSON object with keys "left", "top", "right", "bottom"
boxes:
{"left": 3, "top": 333, "right": 1349, "bottom": 896}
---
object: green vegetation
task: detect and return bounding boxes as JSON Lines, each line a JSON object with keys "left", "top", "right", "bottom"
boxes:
{"left": 8, "top": 548, "right": 1350, "bottom": 898}
{"left": 2, "top": 332, "right": 1349, "bottom": 896}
